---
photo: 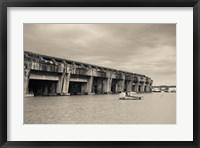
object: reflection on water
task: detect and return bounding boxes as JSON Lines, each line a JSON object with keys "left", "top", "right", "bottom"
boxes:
{"left": 24, "top": 93, "right": 176, "bottom": 124}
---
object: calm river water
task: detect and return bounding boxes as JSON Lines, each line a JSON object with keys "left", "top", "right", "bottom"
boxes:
{"left": 24, "top": 93, "right": 176, "bottom": 124}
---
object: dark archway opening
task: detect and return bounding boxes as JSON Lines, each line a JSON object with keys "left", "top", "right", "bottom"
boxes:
{"left": 28, "top": 79, "right": 57, "bottom": 96}
{"left": 111, "top": 79, "right": 117, "bottom": 93}
{"left": 69, "top": 82, "right": 86, "bottom": 95}
{"left": 138, "top": 85, "right": 141, "bottom": 92}
{"left": 92, "top": 78, "right": 104, "bottom": 94}
{"left": 144, "top": 86, "right": 147, "bottom": 92}
{"left": 132, "top": 85, "right": 136, "bottom": 92}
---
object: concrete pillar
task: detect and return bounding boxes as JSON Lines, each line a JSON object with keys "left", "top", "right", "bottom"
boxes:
{"left": 145, "top": 83, "right": 150, "bottom": 92}
{"left": 109, "top": 78, "right": 112, "bottom": 93}
{"left": 150, "top": 83, "right": 153, "bottom": 92}
{"left": 115, "top": 83, "right": 118, "bottom": 92}
{"left": 103, "top": 78, "right": 112, "bottom": 93}
{"left": 86, "top": 76, "right": 94, "bottom": 94}
{"left": 56, "top": 73, "right": 65, "bottom": 94}
{"left": 148, "top": 85, "right": 151, "bottom": 92}
{"left": 117, "top": 79, "right": 125, "bottom": 92}
{"left": 126, "top": 80, "right": 132, "bottom": 92}
{"left": 62, "top": 73, "right": 70, "bottom": 95}
{"left": 24, "top": 69, "right": 30, "bottom": 95}
{"left": 145, "top": 84, "right": 148, "bottom": 92}
{"left": 140, "top": 83, "right": 145, "bottom": 92}
{"left": 57, "top": 62, "right": 70, "bottom": 95}
{"left": 137, "top": 85, "right": 140, "bottom": 92}
{"left": 122, "top": 79, "right": 125, "bottom": 92}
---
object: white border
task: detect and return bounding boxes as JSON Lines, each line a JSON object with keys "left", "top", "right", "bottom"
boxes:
{"left": 7, "top": 7, "right": 193, "bottom": 141}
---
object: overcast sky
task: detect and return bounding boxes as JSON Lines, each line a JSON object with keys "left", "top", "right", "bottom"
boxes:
{"left": 24, "top": 24, "right": 176, "bottom": 85}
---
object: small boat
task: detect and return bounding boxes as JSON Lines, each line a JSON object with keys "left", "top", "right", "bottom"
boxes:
{"left": 119, "top": 96, "right": 142, "bottom": 100}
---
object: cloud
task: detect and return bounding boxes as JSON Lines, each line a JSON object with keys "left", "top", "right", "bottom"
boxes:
{"left": 24, "top": 23, "right": 176, "bottom": 85}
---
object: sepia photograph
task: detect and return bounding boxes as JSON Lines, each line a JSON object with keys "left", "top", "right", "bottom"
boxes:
{"left": 24, "top": 23, "right": 176, "bottom": 124}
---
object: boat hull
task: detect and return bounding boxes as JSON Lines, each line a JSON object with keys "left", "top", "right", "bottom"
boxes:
{"left": 119, "top": 96, "right": 142, "bottom": 100}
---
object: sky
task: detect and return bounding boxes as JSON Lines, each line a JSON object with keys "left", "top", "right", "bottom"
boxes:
{"left": 24, "top": 24, "right": 176, "bottom": 86}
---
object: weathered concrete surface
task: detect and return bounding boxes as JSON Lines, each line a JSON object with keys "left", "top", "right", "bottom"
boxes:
{"left": 24, "top": 51, "right": 153, "bottom": 96}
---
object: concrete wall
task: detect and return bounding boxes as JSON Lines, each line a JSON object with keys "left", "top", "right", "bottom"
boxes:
{"left": 24, "top": 52, "right": 153, "bottom": 96}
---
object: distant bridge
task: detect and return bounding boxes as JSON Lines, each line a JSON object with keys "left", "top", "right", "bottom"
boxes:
{"left": 24, "top": 51, "right": 153, "bottom": 96}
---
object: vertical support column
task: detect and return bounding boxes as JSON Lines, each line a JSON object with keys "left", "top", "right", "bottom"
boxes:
{"left": 121, "top": 79, "right": 125, "bottom": 92}
{"left": 58, "top": 62, "right": 70, "bottom": 95}
{"left": 130, "top": 79, "right": 133, "bottom": 92}
{"left": 86, "top": 76, "right": 94, "bottom": 94}
{"left": 24, "top": 69, "right": 30, "bottom": 96}
{"left": 126, "top": 80, "right": 132, "bottom": 92}
{"left": 150, "top": 83, "right": 153, "bottom": 92}
{"left": 110, "top": 78, "right": 113, "bottom": 93}
{"left": 114, "top": 80, "right": 118, "bottom": 93}
{"left": 140, "top": 83, "right": 145, "bottom": 92}
{"left": 57, "top": 62, "right": 66, "bottom": 95}
{"left": 117, "top": 77, "right": 125, "bottom": 92}
{"left": 103, "top": 78, "right": 112, "bottom": 94}
{"left": 134, "top": 76, "right": 140, "bottom": 92}
{"left": 145, "top": 84, "right": 148, "bottom": 92}
{"left": 103, "top": 70, "right": 112, "bottom": 94}
{"left": 62, "top": 73, "right": 70, "bottom": 95}
{"left": 121, "top": 74, "right": 125, "bottom": 92}
{"left": 56, "top": 74, "right": 64, "bottom": 95}
{"left": 145, "top": 83, "right": 150, "bottom": 92}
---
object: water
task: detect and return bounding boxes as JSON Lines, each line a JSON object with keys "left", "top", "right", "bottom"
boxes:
{"left": 24, "top": 93, "right": 176, "bottom": 124}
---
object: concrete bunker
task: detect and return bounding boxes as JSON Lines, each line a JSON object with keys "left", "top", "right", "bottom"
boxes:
{"left": 24, "top": 52, "right": 153, "bottom": 97}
